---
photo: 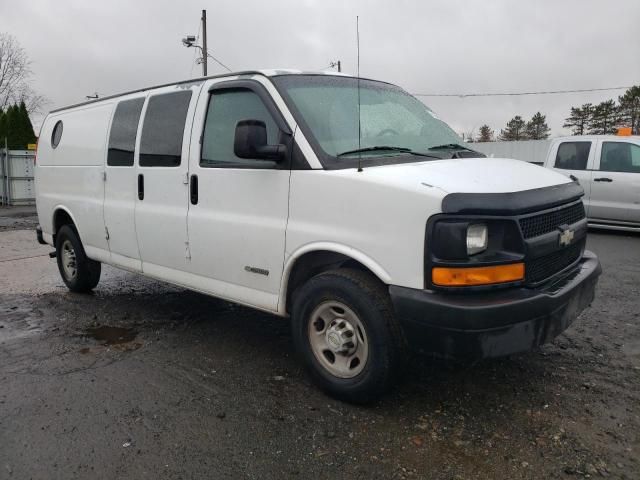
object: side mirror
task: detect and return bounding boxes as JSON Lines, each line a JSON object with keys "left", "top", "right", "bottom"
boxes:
{"left": 234, "top": 119, "right": 286, "bottom": 162}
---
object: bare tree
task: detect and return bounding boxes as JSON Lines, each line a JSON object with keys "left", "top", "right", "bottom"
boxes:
{"left": 0, "top": 33, "right": 46, "bottom": 114}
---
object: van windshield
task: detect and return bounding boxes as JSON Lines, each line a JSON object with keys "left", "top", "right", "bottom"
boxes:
{"left": 272, "top": 74, "right": 472, "bottom": 169}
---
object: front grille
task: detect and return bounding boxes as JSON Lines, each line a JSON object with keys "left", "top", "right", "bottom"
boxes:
{"left": 526, "top": 241, "right": 583, "bottom": 284}
{"left": 519, "top": 202, "right": 585, "bottom": 239}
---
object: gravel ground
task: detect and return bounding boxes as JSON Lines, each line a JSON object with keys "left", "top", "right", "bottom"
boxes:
{"left": 0, "top": 211, "right": 638, "bottom": 479}
{"left": 0, "top": 206, "right": 39, "bottom": 232}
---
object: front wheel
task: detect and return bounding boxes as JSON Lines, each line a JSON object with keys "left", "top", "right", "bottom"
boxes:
{"left": 55, "top": 224, "right": 101, "bottom": 292}
{"left": 291, "top": 268, "right": 405, "bottom": 404}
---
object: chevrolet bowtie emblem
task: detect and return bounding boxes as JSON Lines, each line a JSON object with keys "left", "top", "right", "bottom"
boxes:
{"left": 558, "top": 227, "right": 575, "bottom": 247}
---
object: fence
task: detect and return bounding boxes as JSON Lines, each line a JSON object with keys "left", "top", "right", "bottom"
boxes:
{"left": 0, "top": 149, "right": 36, "bottom": 206}
{"left": 472, "top": 139, "right": 552, "bottom": 165}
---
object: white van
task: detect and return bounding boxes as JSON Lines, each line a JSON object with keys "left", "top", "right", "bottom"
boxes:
{"left": 35, "top": 70, "right": 601, "bottom": 402}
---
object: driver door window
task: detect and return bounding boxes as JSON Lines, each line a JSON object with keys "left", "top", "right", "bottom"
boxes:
{"left": 201, "top": 90, "right": 279, "bottom": 168}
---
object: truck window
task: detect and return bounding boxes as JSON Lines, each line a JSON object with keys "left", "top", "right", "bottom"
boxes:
{"left": 600, "top": 142, "right": 640, "bottom": 173}
{"left": 554, "top": 142, "right": 591, "bottom": 170}
{"left": 200, "top": 89, "right": 279, "bottom": 168}
{"left": 139, "top": 90, "right": 192, "bottom": 167}
{"left": 107, "top": 98, "right": 144, "bottom": 166}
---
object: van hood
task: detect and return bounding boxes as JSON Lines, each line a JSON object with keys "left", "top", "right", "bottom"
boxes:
{"left": 358, "top": 157, "right": 571, "bottom": 195}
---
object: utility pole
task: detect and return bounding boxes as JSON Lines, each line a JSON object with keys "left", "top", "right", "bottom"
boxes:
{"left": 201, "top": 9, "right": 208, "bottom": 76}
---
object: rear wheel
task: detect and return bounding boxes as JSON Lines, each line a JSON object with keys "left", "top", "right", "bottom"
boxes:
{"left": 55, "top": 224, "right": 101, "bottom": 292}
{"left": 291, "top": 268, "right": 405, "bottom": 404}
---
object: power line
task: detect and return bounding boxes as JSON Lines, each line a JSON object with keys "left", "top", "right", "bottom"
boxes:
{"left": 412, "top": 86, "right": 632, "bottom": 98}
{"left": 206, "top": 52, "right": 232, "bottom": 73}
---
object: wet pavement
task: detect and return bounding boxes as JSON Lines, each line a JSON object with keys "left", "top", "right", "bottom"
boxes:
{"left": 0, "top": 214, "right": 639, "bottom": 479}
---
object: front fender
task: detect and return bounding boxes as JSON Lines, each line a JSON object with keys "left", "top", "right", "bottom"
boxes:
{"left": 277, "top": 241, "right": 392, "bottom": 315}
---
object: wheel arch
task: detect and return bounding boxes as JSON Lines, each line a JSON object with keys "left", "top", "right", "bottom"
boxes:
{"left": 279, "top": 243, "right": 392, "bottom": 315}
{"left": 52, "top": 206, "right": 80, "bottom": 244}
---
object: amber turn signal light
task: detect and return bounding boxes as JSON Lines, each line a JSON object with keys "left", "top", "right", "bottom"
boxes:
{"left": 432, "top": 263, "right": 525, "bottom": 287}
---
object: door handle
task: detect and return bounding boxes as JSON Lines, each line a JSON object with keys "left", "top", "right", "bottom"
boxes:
{"left": 593, "top": 177, "right": 613, "bottom": 182}
{"left": 138, "top": 174, "right": 144, "bottom": 200}
{"left": 190, "top": 174, "right": 198, "bottom": 205}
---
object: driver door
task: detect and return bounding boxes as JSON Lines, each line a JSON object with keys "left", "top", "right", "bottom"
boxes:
{"left": 186, "top": 78, "right": 293, "bottom": 311}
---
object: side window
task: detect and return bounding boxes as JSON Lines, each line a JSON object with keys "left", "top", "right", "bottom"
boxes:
{"left": 107, "top": 98, "right": 144, "bottom": 166}
{"left": 201, "top": 89, "right": 279, "bottom": 167}
{"left": 51, "top": 120, "right": 63, "bottom": 148}
{"left": 600, "top": 142, "right": 640, "bottom": 173}
{"left": 140, "top": 90, "right": 192, "bottom": 167}
{"left": 554, "top": 141, "right": 591, "bottom": 170}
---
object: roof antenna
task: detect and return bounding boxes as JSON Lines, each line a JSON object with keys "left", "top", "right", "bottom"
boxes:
{"left": 356, "top": 15, "right": 363, "bottom": 173}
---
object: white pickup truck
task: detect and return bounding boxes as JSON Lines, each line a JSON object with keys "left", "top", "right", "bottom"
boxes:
{"left": 35, "top": 70, "right": 601, "bottom": 402}
{"left": 476, "top": 135, "right": 640, "bottom": 231}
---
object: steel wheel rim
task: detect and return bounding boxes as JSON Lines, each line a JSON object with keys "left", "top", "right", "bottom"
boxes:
{"left": 308, "top": 300, "right": 369, "bottom": 379}
{"left": 61, "top": 239, "right": 77, "bottom": 280}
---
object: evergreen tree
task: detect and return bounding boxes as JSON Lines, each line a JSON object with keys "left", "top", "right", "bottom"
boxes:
{"left": 5, "top": 104, "right": 21, "bottom": 149}
{"left": 525, "top": 112, "right": 551, "bottom": 140}
{"left": 563, "top": 103, "right": 593, "bottom": 135}
{"left": 476, "top": 124, "right": 494, "bottom": 142}
{"left": 0, "top": 102, "right": 36, "bottom": 149}
{"left": 18, "top": 101, "right": 36, "bottom": 146}
{"left": 618, "top": 86, "right": 640, "bottom": 134}
{"left": 0, "top": 109, "right": 6, "bottom": 147}
{"left": 588, "top": 100, "right": 620, "bottom": 135}
{"left": 499, "top": 116, "right": 527, "bottom": 141}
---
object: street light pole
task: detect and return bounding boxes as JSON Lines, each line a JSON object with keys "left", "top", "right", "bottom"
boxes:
{"left": 201, "top": 10, "right": 208, "bottom": 76}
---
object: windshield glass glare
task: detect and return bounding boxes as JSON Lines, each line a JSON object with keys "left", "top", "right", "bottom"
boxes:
{"left": 273, "top": 75, "right": 465, "bottom": 166}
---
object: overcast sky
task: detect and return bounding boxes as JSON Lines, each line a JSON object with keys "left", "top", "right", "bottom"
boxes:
{"left": 2, "top": 0, "right": 639, "bottom": 137}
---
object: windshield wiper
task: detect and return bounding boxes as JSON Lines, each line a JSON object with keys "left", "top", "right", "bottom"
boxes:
{"left": 336, "top": 146, "right": 439, "bottom": 158}
{"left": 427, "top": 143, "right": 476, "bottom": 152}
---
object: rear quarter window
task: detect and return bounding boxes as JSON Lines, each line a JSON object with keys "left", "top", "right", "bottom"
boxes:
{"left": 51, "top": 120, "right": 63, "bottom": 148}
{"left": 600, "top": 142, "right": 640, "bottom": 173}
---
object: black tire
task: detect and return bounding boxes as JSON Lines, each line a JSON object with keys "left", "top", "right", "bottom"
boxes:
{"left": 55, "top": 224, "right": 101, "bottom": 293}
{"left": 291, "top": 268, "right": 405, "bottom": 404}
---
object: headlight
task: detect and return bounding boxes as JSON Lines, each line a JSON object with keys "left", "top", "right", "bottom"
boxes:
{"left": 466, "top": 223, "right": 488, "bottom": 255}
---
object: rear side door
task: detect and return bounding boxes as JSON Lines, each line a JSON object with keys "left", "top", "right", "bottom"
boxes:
{"left": 134, "top": 86, "right": 199, "bottom": 277}
{"left": 104, "top": 96, "right": 145, "bottom": 271}
{"left": 589, "top": 139, "right": 640, "bottom": 225}
{"left": 185, "top": 78, "right": 293, "bottom": 311}
{"left": 549, "top": 140, "right": 595, "bottom": 213}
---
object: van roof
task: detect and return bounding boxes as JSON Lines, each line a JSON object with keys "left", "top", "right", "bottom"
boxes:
{"left": 49, "top": 69, "right": 357, "bottom": 114}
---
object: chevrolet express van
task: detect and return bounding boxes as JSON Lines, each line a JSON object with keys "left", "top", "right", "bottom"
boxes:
{"left": 35, "top": 70, "right": 601, "bottom": 402}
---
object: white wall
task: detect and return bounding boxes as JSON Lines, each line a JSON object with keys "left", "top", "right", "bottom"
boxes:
{"left": 473, "top": 139, "right": 552, "bottom": 164}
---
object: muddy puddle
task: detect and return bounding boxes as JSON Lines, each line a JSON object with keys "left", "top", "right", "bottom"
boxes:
{"left": 80, "top": 325, "right": 142, "bottom": 352}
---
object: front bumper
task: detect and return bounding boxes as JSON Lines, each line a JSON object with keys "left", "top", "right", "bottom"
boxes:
{"left": 389, "top": 251, "right": 601, "bottom": 359}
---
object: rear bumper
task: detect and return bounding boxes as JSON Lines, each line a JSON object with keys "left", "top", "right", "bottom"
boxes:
{"left": 389, "top": 251, "right": 601, "bottom": 359}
